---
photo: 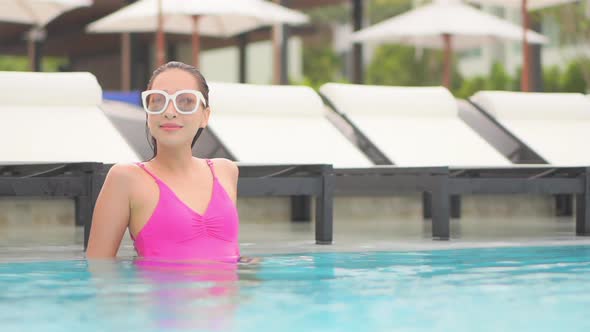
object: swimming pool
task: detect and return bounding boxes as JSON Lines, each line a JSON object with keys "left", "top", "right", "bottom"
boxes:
{"left": 1, "top": 245, "right": 589, "bottom": 332}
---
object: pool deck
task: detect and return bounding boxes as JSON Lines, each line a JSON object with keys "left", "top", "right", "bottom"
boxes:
{"left": 1, "top": 216, "right": 590, "bottom": 262}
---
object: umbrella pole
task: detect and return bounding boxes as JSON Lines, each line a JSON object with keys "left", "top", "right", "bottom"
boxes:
{"left": 27, "top": 27, "right": 43, "bottom": 72}
{"left": 272, "top": 23, "right": 282, "bottom": 85}
{"left": 272, "top": 0, "right": 289, "bottom": 85}
{"left": 352, "top": 0, "right": 364, "bottom": 84}
{"left": 443, "top": 33, "right": 452, "bottom": 89}
{"left": 521, "top": 0, "right": 531, "bottom": 92}
{"left": 238, "top": 33, "right": 248, "bottom": 83}
{"left": 28, "top": 34, "right": 36, "bottom": 71}
{"left": 192, "top": 15, "right": 200, "bottom": 68}
{"left": 156, "top": 0, "right": 166, "bottom": 66}
{"left": 20, "top": 1, "right": 42, "bottom": 72}
{"left": 121, "top": 33, "right": 131, "bottom": 91}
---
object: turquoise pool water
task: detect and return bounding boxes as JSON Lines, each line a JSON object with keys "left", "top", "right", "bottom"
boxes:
{"left": 1, "top": 245, "right": 589, "bottom": 332}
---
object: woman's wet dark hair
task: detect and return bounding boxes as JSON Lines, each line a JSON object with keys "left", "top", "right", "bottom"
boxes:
{"left": 145, "top": 61, "right": 209, "bottom": 160}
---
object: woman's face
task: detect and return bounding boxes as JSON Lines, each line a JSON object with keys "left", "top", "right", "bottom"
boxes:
{"left": 146, "top": 69, "right": 210, "bottom": 150}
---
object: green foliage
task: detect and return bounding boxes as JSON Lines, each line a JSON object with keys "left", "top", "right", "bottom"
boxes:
{"left": 299, "top": 46, "right": 345, "bottom": 91}
{"left": 0, "top": 56, "right": 29, "bottom": 71}
{"left": 367, "top": 0, "right": 413, "bottom": 24}
{"left": 560, "top": 60, "right": 587, "bottom": 93}
{"left": 303, "top": 4, "right": 349, "bottom": 24}
{"left": 507, "top": 61, "right": 588, "bottom": 94}
{"left": 486, "top": 62, "right": 512, "bottom": 90}
{"left": 365, "top": 44, "right": 462, "bottom": 88}
{"left": 365, "top": 54, "right": 588, "bottom": 97}
{"left": 543, "top": 66, "right": 561, "bottom": 92}
{"left": 455, "top": 63, "right": 509, "bottom": 99}
{"left": 511, "top": 65, "right": 522, "bottom": 92}
{"left": 366, "top": 45, "right": 426, "bottom": 86}
{"left": 540, "top": 2, "right": 590, "bottom": 89}
{"left": 0, "top": 56, "right": 68, "bottom": 72}
{"left": 455, "top": 76, "right": 486, "bottom": 99}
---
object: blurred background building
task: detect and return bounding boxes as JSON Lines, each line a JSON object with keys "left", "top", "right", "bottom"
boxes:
{"left": 0, "top": 0, "right": 588, "bottom": 96}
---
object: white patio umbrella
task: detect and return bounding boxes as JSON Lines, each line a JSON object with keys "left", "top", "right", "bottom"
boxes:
{"left": 0, "top": 0, "right": 92, "bottom": 71}
{"left": 0, "top": 0, "right": 91, "bottom": 26}
{"left": 352, "top": 0, "right": 547, "bottom": 89}
{"left": 467, "top": 0, "right": 578, "bottom": 91}
{"left": 86, "top": 0, "right": 308, "bottom": 68}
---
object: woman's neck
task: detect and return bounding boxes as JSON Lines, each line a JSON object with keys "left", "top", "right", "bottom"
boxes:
{"left": 151, "top": 146, "right": 195, "bottom": 173}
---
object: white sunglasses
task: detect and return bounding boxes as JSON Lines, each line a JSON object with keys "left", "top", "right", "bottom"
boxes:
{"left": 141, "top": 89, "right": 207, "bottom": 115}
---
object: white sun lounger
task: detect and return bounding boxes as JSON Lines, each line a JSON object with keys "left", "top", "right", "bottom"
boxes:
{"left": 470, "top": 91, "right": 590, "bottom": 166}
{"left": 0, "top": 72, "right": 140, "bottom": 237}
{"left": 319, "top": 83, "right": 511, "bottom": 167}
{"left": 208, "top": 82, "right": 373, "bottom": 168}
{"left": 319, "top": 83, "right": 590, "bottom": 237}
{"left": 0, "top": 71, "right": 139, "bottom": 164}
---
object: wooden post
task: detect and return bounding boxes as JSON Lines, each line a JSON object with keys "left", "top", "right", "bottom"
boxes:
{"left": 192, "top": 15, "right": 200, "bottom": 68}
{"left": 521, "top": 0, "right": 531, "bottom": 92}
{"left": 352, "top": 0, "right": 364, "bottom": 84}
{"left": 155, "top": 0, "right": 166, "bottom": 66}
{"left": 442, "top": 33, "right": 452, "bottom": 89}
{"left": 121, "top": 33, "right": 131, "bottom": 91}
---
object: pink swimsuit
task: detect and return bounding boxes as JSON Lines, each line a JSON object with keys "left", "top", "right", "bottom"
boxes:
{"left": 131, "top": 160, "right": 240, "bottom": 263}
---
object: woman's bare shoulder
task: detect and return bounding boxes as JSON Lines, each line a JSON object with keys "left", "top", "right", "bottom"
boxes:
{"left": 103, "top": 162, "right": 145, "bottom": 187}
{"left": 209, "top": 158, "right": 238, "bottom": 172}
{"left": 208, "top": 158, "right": 238, "bottom": 180}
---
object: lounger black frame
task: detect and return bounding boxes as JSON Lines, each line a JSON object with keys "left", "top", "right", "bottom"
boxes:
{"left": 3, "top": 163, "right": 588, "bottom": 247}
{"left": 334, "top": 166, "right": 590, "bottom": 239}
{"left": 320, "top": 91, "right": 590, "bottom": 238}
{"left": 0, "top": 162, "right": 103, "bottom": 229}
{"left": 445, "top": 166, "right": 590, "bottom": 238}
{"left": 334, "top": 166, "right": 451, "bottom": 239}
{"left": 241, "top": 166, "right": 453, "bottom": 240}
{"left": 465, "top": 98, "right": 576, "bottom": 216}
{"left": 239, "top": 165, "right": 457, "bottom": 240}
{"left": 236, "top": 164, "right": 334, "bottom": 244}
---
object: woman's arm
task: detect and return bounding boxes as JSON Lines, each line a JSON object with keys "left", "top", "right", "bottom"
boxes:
{"left": 212, "top": 158, "right": 239, "bottom": 204}
{"left": 86, "top": 164, "right": 133, "bottom": 259}
{"left": 211, "top": 159, "right": 246, "bottom": 261}
{"left": 213, "top": 159, "right": 260, "bottom": 265}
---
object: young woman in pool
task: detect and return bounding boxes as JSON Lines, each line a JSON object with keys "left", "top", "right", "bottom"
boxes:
{"left": 86, "top": 61, "right": 243, "bottom": 263}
